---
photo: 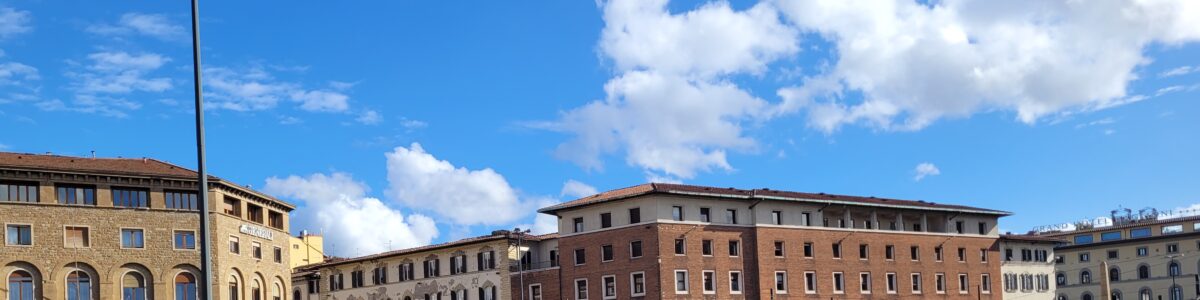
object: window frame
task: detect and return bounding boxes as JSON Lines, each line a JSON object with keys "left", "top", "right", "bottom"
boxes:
{"left": 5, "top": 223, "right": 34, "bottom": 246}
{"left": 630, "top": 271, "right": 646, "bottom": 297}
{"left": 119, "top": 227, "right": 146, "bottom": 249}
{"left": 629, "top": 240, "right": 643, "bottom": 259}
{"left": 701, "top": 270, "right": 716, "bottom": 294}
{"left": 63, "top": 225, "right": 91, "bottom": 248}
{"left": 675, "top": 270, "right": 690, "bottom": 294}
{"left": 832, "top": 272, "right": 844, "bottom": 294}
{"left": 804, "top": 271, "right": 817, "bottom": 294}
{"left": 859, "top": 272, "right": 872, "bottom": 294}
{"left": 173, "top": 230, "right": 197, "bottom": 250}
{"left": 775, "top": 271, "right": 788, "bottom": 294}
{"left": 728, "top": 271, "right": 743, "bottom": 294}
{"left": 601, "top": 275, "right": 617, "bottom": 300}
{"left": 574, "top": 278, "right": 589, "bottom": 300}
{"left": 911, "top": 273, "right": 923, "bottom": 294}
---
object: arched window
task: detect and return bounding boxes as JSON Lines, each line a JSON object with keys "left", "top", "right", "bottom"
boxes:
{"left": 229, "top": 275, "right": 241, "bottom": 300}
{"left": 1056, "top": 273, "right": 1067, "bottom": 285}
{"left": 123, "top": 272, "right": 148, "bottom": 300}
{"left": 8, "top": 270, "right": 35, "bottom": 300}
{"left": 1083, "top": 292, "right": 1093, "bottom": 300}
{"left": 1112, "top": 290, "right": 1122, "bottom": 300}
{"left": 175, "top": 273, "right": 197, "bottom": 300}
{"left": 1109, "top": 268, "right": 1120, "bottom": 282}
{"left": 67, "top": 270, "right": 92, "bottom": 300}
{"left": 293, "top": 290, "right": 301, "bottom": 300}
{"left": 1170, "top": 285, "right": 1182, "bottom": 300}
{"left": 1080, "top": 270, "right": 1091, "bottom": 284}
{"left": 252, "top": 280, "right": 262, "bottom": 300}
{"left": 272, "top": 282, "right": 282, "bottom": 300}
{"left": 1137, "top": 265, "right": 1150, "bottom": 279}
{"left": 1169, "top": 262, "right": 1181, "bottom": 276}
{"left": 1058, "top": 294, "right": 1068, "bottom": 300}
{"left": 1139, "top": 288, "right": 1152, "bottom": 300}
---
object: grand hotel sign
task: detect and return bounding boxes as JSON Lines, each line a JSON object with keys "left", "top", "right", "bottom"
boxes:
{"left": 240, "top": 224, "right": 275, "bottom": 240}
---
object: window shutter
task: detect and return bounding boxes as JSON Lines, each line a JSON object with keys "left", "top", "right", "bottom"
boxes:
{"left": 478, "top": 288, "right": 484, "bottom": 300}
{"left": 477, "top": 253, "right": 483, "bottom": 271}
{"left": 488, "top": 251, "right": 496, "bottom": 269}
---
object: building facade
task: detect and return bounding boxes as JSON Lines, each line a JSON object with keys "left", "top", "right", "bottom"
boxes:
{"left": 290, "top": 232, "right": 326, "bottom": 269}
{"left": 999, "top": 234, "right": 1062, "bottom": 299}
{"left": 293, "top": 231, "right": 529, "bottom": 300}
{"left": 0, "top": 152, "right": 294, "bottom": 300}
{"left": 522, "top": 183, "right": 1010, "bottom": 300}
{"left": 1039, "top": 214, "right": 1200, "bottom": 300}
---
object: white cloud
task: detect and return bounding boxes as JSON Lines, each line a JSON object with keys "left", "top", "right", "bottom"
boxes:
{"left": 278, "top": 115, "right": 302, "bottom": 125}
{"left": 560, "top": 179, "right": 598, "bottom": 198}
{"left": 384, "top": 143, "right": 533, "bottom": 225}
{"left": 262, "top": 172, "right": 438, "bottom": 257}
{"left": 87, "top": 13, "right": 184, "bottom": 41}
{"left": 0, "top": 143, "right": 9, "bottom": 151}
{"left": 290, "top": 90, "right": 349, "bottom": 112}
{"left": 1160, "top": 65, "right": 1198, "bottom": 78}
{"left": 774, "top": 0, "right": 1200, "bottom": 132}
{"left": 73, "top": 51, "right": 172, "bottom": 94}
{"left": 0, "top": 62, "right": 37, "bottom": 85}
{"left": 1074, "top": 117, "right": 1115, "bottom": 129}
{"left": 1155, "top": 84, "right": 1200, "bottom": 97}
{"left": 513, "top": 197, "right": 561, "bottom": 235}
{"left": 0, "top": 7, "right": 32, "bottom": 40}
{"left": 203, "top": 66, "right": 352, "bottom": 112}
{"left": 399, "top": 118, "right": 428, "bottom": 130}
{"left": 356, "top": 110, "right": 383, "bottom": 125}
{"left": 913, "top": 162, "right": 940, "bottom": 181}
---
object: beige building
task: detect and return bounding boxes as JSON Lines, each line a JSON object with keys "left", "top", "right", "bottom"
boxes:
{"left": 1000, "top": 234, "right": 1063, "bottom": 299}
{"left": 1039, "top": 213, "right": 1200, "bottom": 300}
{"left": 290, "top": 232, "right": 326, "bottom": 269}
{"left": 293, "top": 230, "right": 534, "bottom": 300}
{"left": 0, "top": 152, "right": 294, "bottom": 300}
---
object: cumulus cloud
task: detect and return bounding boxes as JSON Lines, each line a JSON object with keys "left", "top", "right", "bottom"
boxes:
{"left": 203, "top": 66, "right": 353, "bottom": 112}
{"left": 262, "top": 172, "right": 438, "bottom": 257}
{"left": 913, "top": 162, "right": 940, "bottom": 181}
{"left": 560, "top": 179, "right": 598, "bottom": 198}
{"left": 73, "top": 52, "right": 172, "bottom": 94}
{"left": 385, "top": 143, "right": 535, "bottom": 225}
{"left": 0, "top": 7, "right": 32, "bottom": 40}
{"left": 356, "top": 110, "right": 383, "bottom": 125}
{"left": 773, "top": 0, "right": 1200, "bottom": 132}
{"left": 87, "top": 13, "right": 185, "bottom": 41}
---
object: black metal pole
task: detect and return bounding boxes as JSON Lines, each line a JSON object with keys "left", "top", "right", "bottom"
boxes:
{"left": 190, "top": 0, "right": 214, "bottom": 299}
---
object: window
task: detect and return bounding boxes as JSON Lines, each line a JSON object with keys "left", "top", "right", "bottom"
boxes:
{"left": 956, "top": 221, "right": 964, "bottom": 234}
{"left": 399, "top": 263, "right": 414, "bottom": 282}
{"left": 1137, "top": 247, "right": 1148, "bottom": 256}
{"left": 728, "top": 240, "right": 739, "bottom": 257}
{"left": 222, "top": 198, "right": 241, "bottom": 217}
{"left": 57, "top": 185, "right": 96, "bottom": 205}
{"left": 1130, "top": 227, "right": 1151, "bottom": 238}
{"left": 775, "top": 271, "right": 788, "bottom": 294}
{"left": 886, "top": 273, "right": 897, "bottom": 294}
{"left": 801, "top": 212, "right": 811, "bottom": 226}
{"left": 1056, "top": 272, "right": 1066, "bottom": 285}
{"left": 229, "top": 236, "right": 240, "bottom": 254}
{"left": 174, "top": 231, "right": 196, "bottom": 250}
{"left": 1080, "top": 270, "right": 1091, "bottom": 284}
{"left": 860, "top": 273, "right": 872, "bottom": 294}
{"left": 602, "top": 275, "right": 617, "bottom": 299}
{"left": 630, "top": 272, "right": 645, "bottom": 297}
{"left": 885, "top": 245, "right": 895, "bottom": 260}
{"left": 274, "top": 247, "right": 282, "bottom": 263}
{"left": 0, "top": 181, "right": 38, "bottom": 203}
{"left": 247, "top": 204, "right": 264, "bottom": 223}
{"left": 833, "top": 243, "right": 842, "bottom": 258}
{"left": 771, "top": 211, "right": 782, "bottom": 225}
{"left": 674, "top": 239, "right": 685, "bottom": 255}
{"left": 422, "top": 258, "right": 440, "bottom": 277}
{"left": 630, "top": 240, "right": 643, "bottom": 258}
{"left": 175, "top": 272, "right": 198, "bottom": 300}
{"left": 123, "top": 272, "right": 148, "bottom": 300}
{"left": 774, "top": 241, "right": 785, "bottom": 257}
{"left": 911, "top": 273, "right": 923, "bottom": 293}
{"left": 121, "top": 228, "right": 144, "bottom": 248}
{"left": 1110, "top": 267, "right": 1121, "bottom": 281}
{"left": 1170, "top": 262, "right": 1181, "bottom": 276}
{"left": 726, "top": 209, "right": 737, "bottom": 224}
{"left": 981, "top": 274, "right": 991, "bottom": 293}
{"left": 934, "top": 246, "right": 943, "bottom": 261}
{"left": 729, "top": 271, "right": 742, "bottom": 294}
{"left": 575, "top": 279, "right": 589, "bottom": 300}
{"left": 268, "top": 211, "right": 283, "bottom": 229}
{"left": 832, "top": 272, "right": 844, "bottom": 294}
{"left": 911, "top": 246, "right": 920, "bottom": 261}
{"left": 549, "top": 250, "right": 558, "bottom": 267}
{"left": 675, "top": 270, "right": 689, "bottom": 294}
{"left": 573, "top": 218, "right": 584, "bottom": 233}
{"left": 1101, "top": 231, "right": 1122, "bottom": 241}
{"left": 1108, "top": 250, "right": 1119, "bottom": 259}
{"left": 935, "top": 273, "right": 946, "bottom": 293}
{"left": 803, "top": 242, "right": 814, "bottom": 258}
{"left": 450, "top": 254, "right": 467, "bottom": 274}
{"left": 1163, "top": 225, "right": 1184, "bottom": 234}
{"left": 978, "top": 222, "right": 987, "bottom": 234}
{"left": 702, "top": 271, "right": 715, "bottom": 294}
{"left": 628, "top": 208, "right": 640, "bottom": 224}
{"left": 1005, "top": 248, "right": 1013, "bottom": 261}
{"left": 574, "top": 248, "right": 586, "bottom": 265}
{"left": 600, "top": 213, "right": 611, "bottom": 228}
{"left": 1079, "top": 252, "right": 1090, "bottom": 262}
{"left": 6, "top": 224, "right": 31, "bottom": 246}
{"left": 1138, "top": 265, "right": 1150, "bottom": 279}
{"left": 672, "top": 206, "right": 683, "bottom": 221}
{"left": 1167, "top": 243, "right": 1180, "bottom": 253}
{"left": 981, "top": 249, "right": 988, "bottom": 262}
{"left": 957, "top": 247, "right": 966, "bottom": 262}
{"left": 699, "top": 207, "right": 711, "bottom": 222}
{"left": 64, "top": 226, "right": 89, "bottom": 248}
{"left": 164, "top": 190, "right": 198, "bottom": 210}
{"left": 601, "top": 245, "right": 614, "bottom": 261}
{"left": 804, "top": 272, "right": 817, "bottom": 294}
{"left": 701, "top": 240, "right": 713, "bottom": 256}
{"left": 112, "top": 188, "right": 149, "bottom": 208}
{"left": 1074, "top": 234, "right": 1094, "bottom": 244}
{"left": 859, "top": 244, "right": 869, "bottom": 260}
{"left": 350, "top": 270, "right": 363, "bottom": 288}
{"left": 372, "top": 267, "right": 387, "bottom": 285}
{"left": 252, "top": 242, "right": 262, "bottom": 259}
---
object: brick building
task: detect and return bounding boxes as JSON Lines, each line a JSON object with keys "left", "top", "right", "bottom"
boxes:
{"left": 520, "top": 183, "right": 1011, "bottom": 300}
{"left": 0, "top": 152, "right": 294, "bottom": 300}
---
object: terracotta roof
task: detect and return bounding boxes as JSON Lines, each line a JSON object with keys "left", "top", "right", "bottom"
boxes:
{"left": 539, "top": 183, "right": 1010, "bottom": 216}
{"left": 297, "top": 231, "right": 534, "bottom": 270}
{"left": 1000, "top": 234, "right": 1067, "bottom": 243}
{"left": 0, "top": 152, "right": 199, "bottom": 178}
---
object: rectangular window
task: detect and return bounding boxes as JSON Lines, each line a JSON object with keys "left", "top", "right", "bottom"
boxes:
{"left": 885, "top": 245, "right": 895, "bottom": 260}
{"left": 978, "top": 222, "right": 987, "bottom": 235}
{"left": 702, "top": 271, "right": 715, "bottom": 294}
{"left": 1005, "top": 248, "right": 1013, "bottom": 261}
{"left": 801, "top": 212, "right": 811, "bottom": 226}
{"left": 5, "top": 224, "right": 31, "bottom": 245}
{"left": 601, "top": 245, "right": 614, "bottom": 262}
{"left": 630, "top": 272, "right": 645, "bottom": 297}
{"left": 268, "top": 211, "right": 284, "bottom": 229}
{"left": 628, "top": 208, "right": 641, "bottom": 224}
{"left": 1100, "top": 231, "right": 1122, "bottom": 241}
{"left": 164, "top": 190, "right": 198, "bottom": 210}
{"left": 958, "top": 274, "right": 968, "bottom": 293}
{"left": 675, "top": 270, "right": 689, "bottom": 294}
{"left": 728, "top": 240, "right": 739, "bottom": 257}
{"left": 803, "top": 242, "right": 814, "bottom": 258}
{"left": 549, "top": 250, "right": 558, "bottom": 267}
{"left": 1107, "top": 250, "right": 1118, "bottom": 259}
{"left": 934, "top": 246, "right": 943, "bottom": 261}
{"left": 860, "top": 273, "right": 872, "bottom": 294}
{"left": 112, "top": 187, "right": 149, "bottom": 208}
{"left": 573, "top": 218, "right": 584, "bottom": 233}
{"left": 229, "top": 236, "right": 240, "bottom": 254}
{"left": 674, "top": 239, "right": 686, "bottom": 255}
{"left": 1073, "top": 234, "right": 1094, "bottom": 244}
{"left": 1167, "top": 243, "right": 1179, "bottom": 253}
{"left": 56, "top": 185, "right": 96, "bottom": 205}
{"left": 575, "top": 279, "right": 589, "bottom": 300}
{"left": 1163, "top": 225, "right": 1184, "bottom": 234}
{"left": 529, "top": 284, "right": 542, "bottom": 300}
{"left": 247, "top": 204, "right": 264, "bottom": 223}
{"left": 1137, "top": 247, "right": 1148, "bottom": 256}
{"left": 672, "top": 206, "right": 684, "bottom": 221}
{"left": 1130, "top": 227, "right": 1151, "bottom": 238}
{"left": 120, "top": 228, "right": 144, "bottom": 248}
{"left": 600, "top": 213, "right": 612, "bottom": 228}
{"left": 886, "top": 273, "right": 897, "bottom": 294}
{"left": 804, "top": 272, "right": 816, "bottom": 294}
{"left": 701, "top": 240, "right": 713, "bottom": 256}
{"left": 479, "top": 251, "right": 496, "bottom": 270}
{"left": 726, "top": 209, "right": 737, "bottom": 224}
{"left": 957, "top": 247, "right": 965, "bottom": 262}
{"left": 602, "top": 275, "right": 616, "bottom": 299}
{"left": 222, "top": 198, "right": 241, "bottom": 217}
{"left": 832, "top": 272, "right": 844, "bottom": 294}
{"left": 860, "top": 244, "right": 869, "bottom": 260}
{"left": 775, "top": 271, "right": 788, "bottom": 294}
{"left": 833, "top": 243, "right": 842, "bottom": 259}
{"left": 771, "top": 211, "right": 782, "bottom": 225}
{"left": 252, "top": 242, "right": 262, "bottom": 259}
{"left": 935, "top": 273, "right": 946, "bottom": 293}
{"left": 911, "top": 246, "right": 920, "bottom": 261}
{"left": 774, "top": 241, "right": 785, "bottom": 257}
{"left": 65, "top": 226, "right": 89, "bottom": 248}
{"left": 699, "top": 207, "right": 711, "bottom": 223}
{"left": 955, "top": 221, "right": 964, "bottom": 234}
{"left": 630, "top": 240, "right": 643, "bottom": 258}
{"left": 574, "top": 248, "right": 586, "bottom": 265}
{"left": 981, "top": 249, "right": 988, "bottom": 262}
{"left": 911, "top": 273, "right": 923, "bottom": 293}
{"left": 1079, "top": 252, "right": 1090, "bottom": 262}
{"left": 274, "top": 247, "right": 283, "bottom": 263}
{"left": 0, "top": 181, "right": 38, "bottom": 203}
{"left": 981, "top": 274, "right": 991, "bottom": 293}
{"left": 729, "top": 271, "right": 742, "bottom": 294}
{"left": 174, "top": 231, "right": 196, "bottom": 250}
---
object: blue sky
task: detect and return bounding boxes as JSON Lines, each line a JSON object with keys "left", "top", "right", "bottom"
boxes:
{"left": 0, "top": 0, "right": 1197, "bottom": 257}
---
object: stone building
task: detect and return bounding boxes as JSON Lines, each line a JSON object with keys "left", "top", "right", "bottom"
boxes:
{"left": 0, "top": 152, "right": 294, "bottom": 300}
{"left": 522, "top": 183, "right": 1011, "bottom": 300}
{"left": 293, "top": 230, "right": 535, "bottom": 300}
{"left": 999, "top": 234, "right": 1063, "bottom": 299}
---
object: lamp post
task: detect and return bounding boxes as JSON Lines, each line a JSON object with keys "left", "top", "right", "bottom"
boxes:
{"left": 189, "top": 0, "right": 214, "bottom": 299}
{"left": 513, "top": 227, "right": 531, "bottom": 300}
{"left": 1168, "top": 254, "right": 1184, "bottom": 300}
